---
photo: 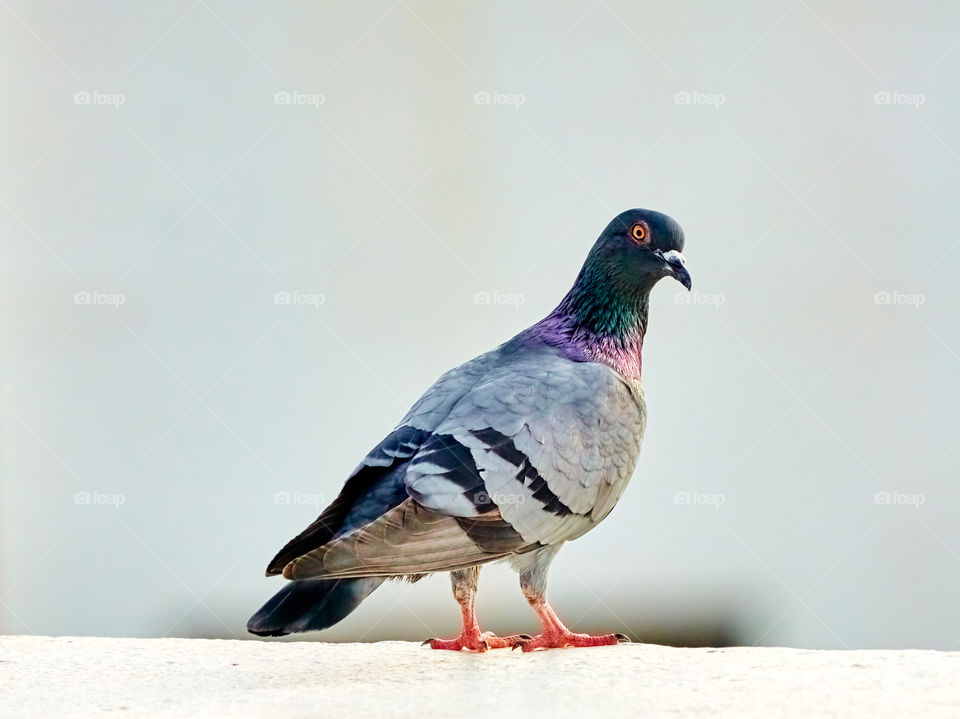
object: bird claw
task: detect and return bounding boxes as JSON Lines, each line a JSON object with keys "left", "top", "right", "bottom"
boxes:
{"left": 422, "top": 637, "right": 471, "bottom": 651}
{"left": 615, "top": 633, "right": 631, "bottom": 643}
{"left": 510, "top": 634, "right": 534, "bottom": 650}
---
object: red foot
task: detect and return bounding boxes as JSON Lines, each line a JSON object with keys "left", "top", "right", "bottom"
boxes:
{"left": 516, "top": 630, "right": 630, "bottom": 652}
{"left": 422, "top": 630, "right": 532, "bottom": 652}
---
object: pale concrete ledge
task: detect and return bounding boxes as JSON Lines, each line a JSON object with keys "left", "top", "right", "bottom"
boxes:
{"left": 2, "top": 636, "right": 958, "bottom": 718}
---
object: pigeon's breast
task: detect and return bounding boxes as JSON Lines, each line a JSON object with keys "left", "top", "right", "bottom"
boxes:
{"left": 455, "top": 356, "right": 648, "bottom": 546}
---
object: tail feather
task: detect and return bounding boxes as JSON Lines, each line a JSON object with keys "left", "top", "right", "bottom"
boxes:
{"left": 246, "top": 577, "right": 384, "bottom": 637}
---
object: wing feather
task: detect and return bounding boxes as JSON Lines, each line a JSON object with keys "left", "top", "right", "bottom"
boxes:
{"left": 283, "top": 500, "right": 528, "bottom": 579}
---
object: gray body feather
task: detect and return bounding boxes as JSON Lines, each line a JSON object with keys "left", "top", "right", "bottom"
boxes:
{"left": 280, "top": 339, "right": 646, "bottom": 582}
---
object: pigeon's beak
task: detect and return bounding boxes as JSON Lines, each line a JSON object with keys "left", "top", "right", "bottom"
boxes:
{"left": 661, "top": 250, "right": 692, "bottom": 291}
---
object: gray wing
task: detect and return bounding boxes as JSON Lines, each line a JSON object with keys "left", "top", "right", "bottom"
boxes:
{"left": 281, "top": 350, "right": 530, "bottom": 580}
{"left": 271, "top": 352, "right": 496, "bottom": 577}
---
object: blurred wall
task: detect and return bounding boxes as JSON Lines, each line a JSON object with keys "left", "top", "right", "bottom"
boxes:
{"left": 2, "top": 0, "right": 959, "bottom": 649}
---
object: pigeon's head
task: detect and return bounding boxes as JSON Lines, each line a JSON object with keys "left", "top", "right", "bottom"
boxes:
{"left": 590, "top": 208, "right": 691, "bottom": 292}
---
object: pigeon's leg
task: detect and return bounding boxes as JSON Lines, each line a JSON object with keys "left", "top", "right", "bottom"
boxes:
{"left": 423, "top": 567, "right": 531, "bottom": 651}
{"left": 515, "top": 547, "right": 629, "bottom": 652}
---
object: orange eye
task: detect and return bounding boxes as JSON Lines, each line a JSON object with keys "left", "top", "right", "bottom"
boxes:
{"left": 630, "top": 222, "right": 648, "bottom": 244}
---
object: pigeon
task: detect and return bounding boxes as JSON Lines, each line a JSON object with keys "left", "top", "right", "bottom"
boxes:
{"left": 248, "top": 208, "right": 691, "bottom": 651}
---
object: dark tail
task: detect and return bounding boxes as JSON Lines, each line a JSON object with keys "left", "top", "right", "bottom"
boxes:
{"left": 247, "top": 577, "right": 384, "bottom": 637}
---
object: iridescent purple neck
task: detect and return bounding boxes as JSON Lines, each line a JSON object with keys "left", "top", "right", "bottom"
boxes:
{"left": 519, "top": 276, "right": 651, "bottom": 379}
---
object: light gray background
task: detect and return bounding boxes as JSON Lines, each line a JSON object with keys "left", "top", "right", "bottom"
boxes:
{"left": 2, "top": 1, "right": 958, "bottom": 649}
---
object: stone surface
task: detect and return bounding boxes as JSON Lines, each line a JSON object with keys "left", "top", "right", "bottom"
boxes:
{"left": 2, "top": 636, "right": 958, "bottom": 717}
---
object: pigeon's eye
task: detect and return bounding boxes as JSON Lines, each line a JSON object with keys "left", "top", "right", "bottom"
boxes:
{"left": 630, "top": 222, "right": 649, "bottom": 245}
